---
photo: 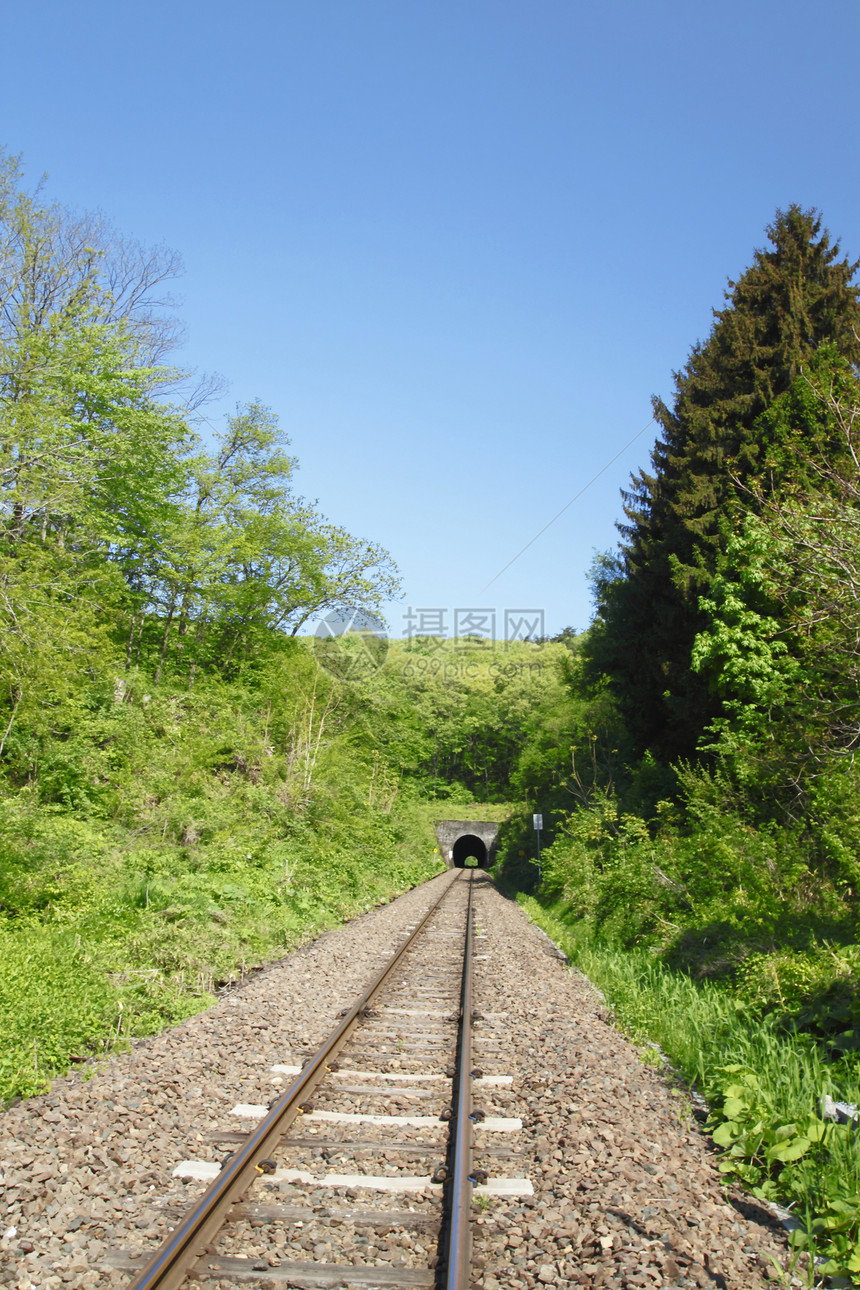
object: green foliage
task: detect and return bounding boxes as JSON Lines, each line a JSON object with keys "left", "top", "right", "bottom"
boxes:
{"left": 590, "top": 208, "right": 860, "bottom": 763}
{"left": 0, "top": 628, "right": 586, "bottom": 1102}
{"left": 0, "top": 149, "right": 457, "bottom": 1104}
{"left": 707, "top": 1065, "right": 860, "bottom": 1280}
{"left": 685, "top": 363, "right": 860, "bottom": 870}
{"left": 0, "top": 686, "right": 447, "bottom": 1104}
{"left": 708, "top": 1065, "right": 830, "bottom": 1185}
{"left": 359, "top": 637, "right": 575, "bottom": 803}
{"left": 0, "top": 147, "right": 403, "bottom": 757}
{"left": 0, "top": 921, "right": 118, "bottom": 1100}
{"left": 519, "top": 898, "right": 860, "bottom": 1282}
{"left": 509, "top": 777, "right": 822, "bottom": 961}
{"left": 693, "top": 524, "right": 798, "bottom": 727}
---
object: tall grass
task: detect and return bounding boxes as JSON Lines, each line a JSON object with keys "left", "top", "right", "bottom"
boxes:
{"left": 520, "top": 895, "right": 860, "bottom": 1286}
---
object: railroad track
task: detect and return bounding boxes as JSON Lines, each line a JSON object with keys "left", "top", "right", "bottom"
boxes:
{"left": 108, "top": 869, "right": 531, "bottom": 1289}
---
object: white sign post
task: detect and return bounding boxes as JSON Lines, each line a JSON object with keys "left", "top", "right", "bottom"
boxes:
{"left": 532, "top": 813, "right": 543, "bottom": 882}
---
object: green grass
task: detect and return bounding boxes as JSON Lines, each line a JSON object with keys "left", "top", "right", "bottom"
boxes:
{"left": 0, "top": 798, "right": 444, "bottom": 1104}
{"left": 519, "top": 895, "right": 860, "bottom": 1285}
{"left": 428, "top": 802, "right": 517, "bottom": 822}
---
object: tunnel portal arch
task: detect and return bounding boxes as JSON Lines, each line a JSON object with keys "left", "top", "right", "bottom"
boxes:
{"left": 434, "top": 820, "right": 500, "bottom": 869}
{"left": 452, "top": 834, "right": 487, "bottom": 867}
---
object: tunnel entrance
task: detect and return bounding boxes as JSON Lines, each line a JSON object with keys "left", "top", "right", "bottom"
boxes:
{"left": 452, "top": 834, "right": 488, "bottom": 868}
{"left": 435, "top": 820, "right": 500, "bottom": 868}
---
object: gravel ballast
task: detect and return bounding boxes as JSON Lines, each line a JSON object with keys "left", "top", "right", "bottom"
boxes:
{"left": 469, "top": 877, "right": 791, "bottom": 1288}
{"left": 0, "top": 871, "right": 792, "bottom": 1288}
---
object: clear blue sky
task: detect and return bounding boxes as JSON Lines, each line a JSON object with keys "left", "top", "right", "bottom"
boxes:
{"left": 3, "top": 1, "right": 858, "bottom": 637}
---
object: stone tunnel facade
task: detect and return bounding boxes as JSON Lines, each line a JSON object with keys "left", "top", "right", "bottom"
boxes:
{"left": 434, "top": 820, "right": 501, "bottom": 869}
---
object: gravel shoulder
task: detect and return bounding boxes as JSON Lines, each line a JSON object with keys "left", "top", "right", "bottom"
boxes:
{"left": 0, "top": 871, "right": 791, "bottom": 1289}
{"left": 470, "top": 878, "right": 791, "bottom": 1289}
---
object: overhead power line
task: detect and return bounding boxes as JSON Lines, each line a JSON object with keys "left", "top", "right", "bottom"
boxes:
{"left": 482, "top": 419, "right": 655, "bottom": 591}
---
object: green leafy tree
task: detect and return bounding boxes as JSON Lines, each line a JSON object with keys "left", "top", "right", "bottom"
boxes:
{"left": 693, "top": 364, "right": 860, "bottom": 823}
{"left": 137, "top": 401, "right": 401, "bottom": 683}
{"left": 0, "top": 151, "right": 194, "bottom": 747}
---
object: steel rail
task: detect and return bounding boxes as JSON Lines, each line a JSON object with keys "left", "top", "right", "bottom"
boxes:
{"left": 445, "top": 869, "right": 476, "bottom": 1290}
{"left": 127, "top": 869, "right": 463, "bottom": 1290}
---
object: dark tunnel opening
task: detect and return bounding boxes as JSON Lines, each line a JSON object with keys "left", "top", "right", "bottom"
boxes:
{"left": 452, "top": 834, "right": 489, "bottom": 868}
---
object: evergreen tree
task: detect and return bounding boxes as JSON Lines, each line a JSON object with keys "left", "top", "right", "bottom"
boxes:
{"left": 590, "top": 207, "right": 860, "bottom": 763}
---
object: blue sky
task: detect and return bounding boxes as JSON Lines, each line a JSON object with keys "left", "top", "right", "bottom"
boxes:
{"left": 3, "top": 0, "right": 859, "bottom": 637}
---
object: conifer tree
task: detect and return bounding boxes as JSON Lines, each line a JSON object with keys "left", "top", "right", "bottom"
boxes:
{"left": 590, "top": 207, "right": 860, "bottom": 763}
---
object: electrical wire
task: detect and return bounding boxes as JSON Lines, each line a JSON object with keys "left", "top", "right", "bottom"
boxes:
{"left": 482, "top": 419, "right": 655, "bottom": 591}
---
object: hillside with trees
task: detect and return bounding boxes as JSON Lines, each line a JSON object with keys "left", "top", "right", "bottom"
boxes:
{"left": 519, "top": 207, "right": 860, "bottom": 965}
{"left": 0, "top": 149, "right": 571, "bottom": 1104}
